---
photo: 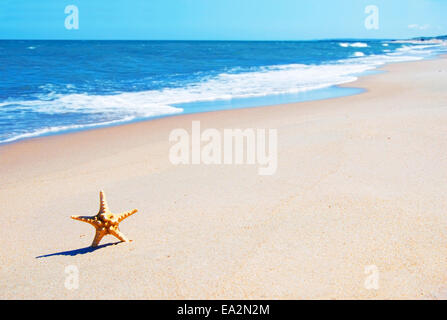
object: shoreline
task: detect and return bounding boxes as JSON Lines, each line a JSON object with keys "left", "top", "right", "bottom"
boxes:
{"left": 1, "top": 55, "right": 447, "bottom": 299}
{"left": 1, "top": 51, "right": 442, "bottom": 147}
{"left": 0, "top": 82, "right": 365, "bottom": 146}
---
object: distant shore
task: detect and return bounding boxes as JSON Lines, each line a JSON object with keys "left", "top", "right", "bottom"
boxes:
{"left": 1, "top": 55, "right": 447, "bottom": 299}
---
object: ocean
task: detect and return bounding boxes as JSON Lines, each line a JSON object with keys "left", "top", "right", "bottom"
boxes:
{"left": 0, "top": 40, "right": 445, "bottom": 144}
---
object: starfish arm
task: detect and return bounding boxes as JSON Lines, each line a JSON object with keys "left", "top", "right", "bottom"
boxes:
{"left": 99, "top": 190, "right": 109, "bottom": 213}
{"left": 91, "top": 229, "right": 106, "bottom": 247}
{"left": 71, "top": 215, "right": 98, "bottom": 227}
{"left": 109, "top": 229, "right": 130, "bottom": 243}
{"left": 117, "top": 209, "right": 138, "bottom": 223}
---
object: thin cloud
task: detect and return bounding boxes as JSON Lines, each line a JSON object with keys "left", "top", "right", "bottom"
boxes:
{"left": 408, "top": 24, "right": 430, "bottom": 30}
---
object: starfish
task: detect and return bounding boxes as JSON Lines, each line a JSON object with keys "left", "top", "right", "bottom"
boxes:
{"left": 71, "top": 191, "right": 138, "bottom": 247}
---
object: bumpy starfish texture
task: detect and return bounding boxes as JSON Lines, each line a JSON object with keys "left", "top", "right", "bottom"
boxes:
{"left": 71, "top": 191, "right": 138, "bottom": 247}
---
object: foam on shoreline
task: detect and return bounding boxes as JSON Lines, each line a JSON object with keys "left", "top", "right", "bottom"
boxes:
{"left": 1, "top": 42, "right": 445, "bottom": 144}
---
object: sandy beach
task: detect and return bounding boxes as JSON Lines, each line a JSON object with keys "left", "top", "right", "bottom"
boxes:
{"left": 1, "top": 55, "right": 447, "bottom": 300}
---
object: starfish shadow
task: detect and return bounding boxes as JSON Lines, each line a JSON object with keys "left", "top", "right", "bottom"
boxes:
{"left": 35, "top": 241, "right": 122, "bottom": 258}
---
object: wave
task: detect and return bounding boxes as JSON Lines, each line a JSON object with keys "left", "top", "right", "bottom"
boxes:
{"left": 5, "top": 45, "right": 430, "bottom": 114}
{"left": 0, "top": 95, "right": 183, "bottom": 117}
{"left": 1, "top": 43, "right": 444, "bottom": 144}
{"left": 339, "top": 42, "right": 369, "bottom": 48}
{"left": 0, "top": 62, "right": 375, "bottom": 125}
{"left": 0, "top": 117, "right": 139, "bottom": 144}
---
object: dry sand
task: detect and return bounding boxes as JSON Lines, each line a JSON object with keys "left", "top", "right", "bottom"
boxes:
{"left": 1, "top": 56, "right": 447, "bottom": 299}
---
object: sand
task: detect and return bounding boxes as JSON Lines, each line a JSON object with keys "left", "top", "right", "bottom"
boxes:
{"left": 1, "top": 56, "right": 447, "bottom": 300}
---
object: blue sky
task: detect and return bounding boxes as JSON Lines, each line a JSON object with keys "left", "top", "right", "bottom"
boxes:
{"left": 0, "top": 0, "right": 446, "bottom": 40}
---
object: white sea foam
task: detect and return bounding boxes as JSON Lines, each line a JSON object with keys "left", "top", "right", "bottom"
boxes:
{"left": 339, "top": 42, "right": 369, "bottom": 48}
{"left": 1, "top": 43, "right": 443, "bottom": 143}
{"left": 0, "top": 117, "right": 138, "bottom": 143}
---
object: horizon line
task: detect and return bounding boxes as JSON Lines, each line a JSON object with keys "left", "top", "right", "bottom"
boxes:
{"left": 0, "top": 37, "right": 434, "bottom": 42}
{"left": 0, "top": 34, "right": 445, "bottom": 41}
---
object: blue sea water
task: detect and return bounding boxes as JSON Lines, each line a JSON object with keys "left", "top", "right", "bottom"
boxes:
{"left": 0, "top": 40, "right": 445, "bottom": 144}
